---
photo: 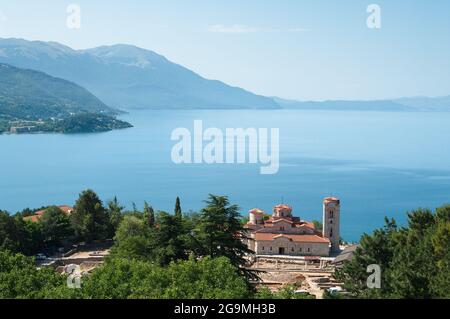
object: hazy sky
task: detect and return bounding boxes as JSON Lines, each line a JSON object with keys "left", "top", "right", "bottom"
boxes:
{"left": 0, "top": 0, "right": 449, "bottom": 100}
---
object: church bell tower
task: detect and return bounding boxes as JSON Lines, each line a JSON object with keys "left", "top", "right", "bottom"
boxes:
{"left": 323, "top": 197, "right": 341, "bottom": 253}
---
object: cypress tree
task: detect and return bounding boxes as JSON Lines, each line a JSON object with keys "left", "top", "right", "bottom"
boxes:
{"left": 175, "top": 197, "right": 182, "bottom": 220}
{"left": 143, "top": 202, "right": 155, "bottom": 227}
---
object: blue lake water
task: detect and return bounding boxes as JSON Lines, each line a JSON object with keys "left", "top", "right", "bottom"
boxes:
{"left": 1, "top": 110, "right": 450, "bottom": 241}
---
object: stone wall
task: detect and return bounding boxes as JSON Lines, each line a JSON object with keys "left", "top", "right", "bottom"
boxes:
{"left": 255, "top": 238, "right": 330, "bottom": 257}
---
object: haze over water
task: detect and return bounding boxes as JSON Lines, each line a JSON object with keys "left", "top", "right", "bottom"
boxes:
{"left": 1, "top": 109, "right": 450, "bottom": 242}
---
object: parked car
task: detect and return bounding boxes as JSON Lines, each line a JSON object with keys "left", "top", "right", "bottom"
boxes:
{"left": 327, "top": 287, "right": 343, "bottom": 294}
{"left": 35, "top": 253, "right": 47, "bottom": 261}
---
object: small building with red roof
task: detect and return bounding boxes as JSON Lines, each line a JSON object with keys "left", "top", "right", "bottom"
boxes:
{"left": 23, "top": 205, "right": 74, "bottom": 223}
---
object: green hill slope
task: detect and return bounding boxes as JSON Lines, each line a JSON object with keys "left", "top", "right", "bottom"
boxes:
{"left": 0, "top": 63, "right": 131, "bottom": 133}
{"left": 0, "top": 63, "right": 117, "bottom": 120}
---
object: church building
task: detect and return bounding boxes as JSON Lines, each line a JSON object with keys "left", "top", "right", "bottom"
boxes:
{"left": 244, "top": 197, "right": 341, "bottom": 257}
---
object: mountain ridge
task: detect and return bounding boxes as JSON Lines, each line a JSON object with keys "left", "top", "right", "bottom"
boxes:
{"left": 2, "top": 38, "right": 449, "bottom": 112}
{"left": 0, "top": 63, "right": 116, "bottom": 119}
{"left": 0, "top": 63, "right": 131, "bottom": 133}
{"left": 273, "top": 96, "right": 450, "bottom": 112}
{"left": 0, "top": 38, "right": 280, "bottom": 110}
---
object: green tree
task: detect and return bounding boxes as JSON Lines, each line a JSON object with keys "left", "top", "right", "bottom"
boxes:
{"left": 81, "top": 256, "right": 252, "bottom": 299}
{"left": 40, "top": 206, "right": 74, "bottom": 247}
{"left": 0, "top": 250, "right": 67, "bottom": 299}
{"left": 335, "top": 205, "right": 450, "bottom": 299}
{"left": 111, "top": 215, "right": 153, "bottom": 261}
{"left": 14, "top": 217, "right": 44, "bottom": 255}
{"left": 194, "top": 195, "right": 256, "bottom": 281}
{"left": 435, "top": 205, "right": 450, "bottom": 223}
{"left": 0, "top": 211, "right": 21, "bottom": 252}
{"left": 143, "top": 202, "right": 155, "bottom": 227}
{"left": 174, "top": 197, "right": 182, "bottom": 220}
{"left": 152, "top": 212, "right": 187, "bottom": 266}
{"left": 111, "top": 210, "right": 189, "bottom": 266}
{"left": 106, "top": 196, "right": 124, "bottom": 237}
{"left": 312, "top": 220, "right": 323, "bottom": 231}
{"left": 387, "top": 209, "right": 436, "bottom": 298}
{"left": 334, "top": 217, "right": 398, "bottom": 298}
{"left": 70, "top": 189, "right": 109, "bottom": 242}
{"left": 430, "top": 218, "right": 450, "bottom": 296}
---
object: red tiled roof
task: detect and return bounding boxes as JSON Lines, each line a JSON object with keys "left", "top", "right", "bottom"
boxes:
{"left": 298, "top": 221, "right": 316, "bottom": 229}
{"left": 272, "top": 218, "right": 293, "bottom": 224}
{"left": 273, "top": 204, "right": 293, "bottom": 214}
{"left": 254, "top": 233, "right": 330, "bottom": 244}
{"left": 23, "top": 205, "right": 74, "bottom": 222}
{"left": 263, "top": 218, "right": 315, "bottom": 228}
{"left": 35, "top": 205, "right": 74, "bottom": 216}
{"left": 59, "top": 206, "right": 74, "bottom": 214}
{"left": 23, "top": 215, "right": 41, "bottom": 222}
{"left": 324, "top": 197, "right": 340, "bottom": 204}
{"left": 274, "top": 204, "right": 292, "bottom": 210}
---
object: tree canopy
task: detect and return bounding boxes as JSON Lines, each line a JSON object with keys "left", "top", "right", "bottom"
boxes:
{"left": 80, "top": 256, "right": 252, "bottom": 299}
{"left": 71, "top": 190, "right": 110, "bottom": 242}
{"left": 40, "top": 206, "right": 74, "bottom": 247}
{"left": 193, "top": 195, "right": 256, "bottom": 281}
{"left": 0, "top": 250, "right": 68, "bottom": 299}
{"left": 3, "top": 190, "right": 449, "bottom": 300}
{"left": 334, "top": 205, "right": 450, "bottom": 299}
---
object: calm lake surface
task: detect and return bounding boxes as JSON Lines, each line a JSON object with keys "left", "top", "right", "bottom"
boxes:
{"left": 1, "top": 110, "right": 450, "bottom": 241}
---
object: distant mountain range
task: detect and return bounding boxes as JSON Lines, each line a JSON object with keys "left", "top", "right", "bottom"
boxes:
{"left": 0, "top": 38, "right": 278, "bottom": 110}
{"left": 0, "top": 38, "right": 449, "bottom": 113}
{"left": 274, "top": 96, "right": 450, "bottom": 112}
{"left": 395, "top": 96, "right": 450, "bottom": 111}
{"left": 273, "top": 97, "right": 409, "bottom": 111}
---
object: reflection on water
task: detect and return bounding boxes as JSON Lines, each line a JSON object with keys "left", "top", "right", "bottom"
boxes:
{"left": 1, "top": 110, "right": 450, "bottom": 241}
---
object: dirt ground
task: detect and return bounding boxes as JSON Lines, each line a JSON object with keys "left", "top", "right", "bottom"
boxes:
{"left": 249, "top": 258, "right": 338, "bottom": 299}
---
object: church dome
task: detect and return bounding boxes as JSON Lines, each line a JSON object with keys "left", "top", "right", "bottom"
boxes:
{"left": 273, "top": 204, "right": 293, "bottom": 218}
